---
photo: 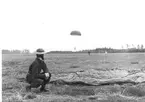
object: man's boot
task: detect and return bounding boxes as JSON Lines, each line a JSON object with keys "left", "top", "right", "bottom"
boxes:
{"left": 40, "top": 84, "right": 48, "bottom": 92}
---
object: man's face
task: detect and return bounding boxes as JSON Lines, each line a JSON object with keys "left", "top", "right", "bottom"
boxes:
{"left": 40, "top": 54, "right": 44, "bottom": 59}
{"left": 37, "top": 54, "right": 44, "bottom": 60}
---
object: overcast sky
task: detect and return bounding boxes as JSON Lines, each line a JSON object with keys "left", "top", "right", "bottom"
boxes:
{"left": 1, "top": 0, "right": 145, "bottom": 52}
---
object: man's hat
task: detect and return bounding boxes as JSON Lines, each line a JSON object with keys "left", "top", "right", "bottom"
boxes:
{"left": 36, "top": 48, "right": 46, "bottom": 54}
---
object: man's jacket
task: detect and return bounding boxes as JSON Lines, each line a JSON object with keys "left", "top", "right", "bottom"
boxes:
{"left": 26, "top": 57, "right": 49, "bottom": 83}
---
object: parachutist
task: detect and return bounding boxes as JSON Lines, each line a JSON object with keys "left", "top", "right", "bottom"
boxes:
{"left": 70, "top": 30, "right": 81, "bottom": 52}
{"left": 88, "top": 51, "right": 91, "bottom": 55}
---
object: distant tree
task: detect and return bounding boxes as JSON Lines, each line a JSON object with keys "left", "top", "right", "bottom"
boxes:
{"left": 11, "top": 50, "right": 21, "bottom": 54}
{"left": 137, "top": 45, "right": 140, "bottom": 49}
{"left": 141, "top": 44, "right": 144, "bottom": 49}
{"left": 126, "top": 44, "right": 129, "bottom": 49}
{"left": 132, "top": 44, "right": 135, "bottom": 49}
{"left": 2, "top": 49, "right": 11, "bottom": 54}
{"left": 2, "top": 49, "right": 24, "bottom": 54}
{"left": 22, "top": 49, "right": 30, "bottom": 54}
{"left": 121, "top": 45, "right": 124, "bottom": 49}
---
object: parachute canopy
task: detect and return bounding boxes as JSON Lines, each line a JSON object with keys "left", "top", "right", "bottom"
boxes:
{"left": 70, "top": 30, "right": 81, "bottom": 36}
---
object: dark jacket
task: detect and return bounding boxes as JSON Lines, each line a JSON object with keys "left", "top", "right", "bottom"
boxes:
{"left": 26, "top": 57, "right": 49, "bottom": 83}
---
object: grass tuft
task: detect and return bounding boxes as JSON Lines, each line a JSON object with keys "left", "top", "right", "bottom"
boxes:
{"left": 6, "top": 93, "right": 23, "bottom": 102}
{"left": 49, "top": 84, "right": 95, "bottom": 96}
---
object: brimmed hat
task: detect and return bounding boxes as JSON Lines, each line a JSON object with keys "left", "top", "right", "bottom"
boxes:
{"left": 36, "top": 48, "right": 46, "bottom": 54}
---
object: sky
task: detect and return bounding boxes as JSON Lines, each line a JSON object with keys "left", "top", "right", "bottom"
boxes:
{"left": 1, "top": 0, "right": 145, "bottom": 52}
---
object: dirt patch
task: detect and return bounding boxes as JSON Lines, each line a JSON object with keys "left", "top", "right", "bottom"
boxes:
{"left": 70, "top": 65, "right": 80, "bottom": 68}
{"left": 122, "top": 86, "right": 145, "bottom": 97}
{"left": 48, "top": 84, "right": 95, "bottom": 96}
{"left": 131, "top": 61, "right": 139, "bottom": 64}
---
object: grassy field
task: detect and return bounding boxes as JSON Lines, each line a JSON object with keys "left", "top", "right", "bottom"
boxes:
{"left": 2, "top": 53, "right": 145, "bottom": 102}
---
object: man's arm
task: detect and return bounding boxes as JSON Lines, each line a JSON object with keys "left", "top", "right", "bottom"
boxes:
{"left": 31, "top": 63, "right": 45, "bottom": 79}
{"left": 42, "top": 62, "right": 49, "bottom": 73}
{"left": 42, "top": 62, "right": 50, "bottom": 79}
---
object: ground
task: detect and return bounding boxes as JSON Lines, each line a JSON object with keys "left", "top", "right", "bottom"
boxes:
{"left": 2, "top": 53, "right": 145, "bottom": 102}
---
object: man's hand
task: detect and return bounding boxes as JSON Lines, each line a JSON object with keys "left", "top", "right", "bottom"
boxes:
{"left": 45, "top": 73, "right": 49, "bottom": 79}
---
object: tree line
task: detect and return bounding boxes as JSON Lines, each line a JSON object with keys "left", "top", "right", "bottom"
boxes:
{"left": 48, "top": 45, "right": 145, "bottom": 54}
{"left": 47, "top": 48, "right": 145, "bottom": 54}
{"left": 2, "top": 49, "right": 30, "bottom": 54}
{"left": 2, "top": 44, "right": 145, "bottom": 54}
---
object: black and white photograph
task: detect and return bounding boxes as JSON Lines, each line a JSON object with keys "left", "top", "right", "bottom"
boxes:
{"left": 1, "top": 0, "right": 145, "bottom": 102}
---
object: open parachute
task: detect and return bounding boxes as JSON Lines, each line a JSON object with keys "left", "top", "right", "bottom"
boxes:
{"left": 70, "top": 30, "right": 81, "bottom": 36}
{"left": 70, "top": 30, "right": 81, "bottom": 51}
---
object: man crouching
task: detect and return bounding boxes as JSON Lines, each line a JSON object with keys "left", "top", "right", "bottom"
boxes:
{"left": 26, "top": 48, "right": 51, "bottom": 92}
